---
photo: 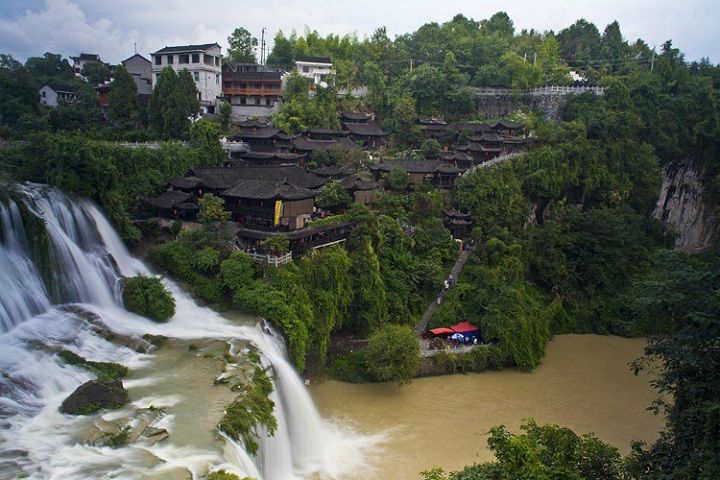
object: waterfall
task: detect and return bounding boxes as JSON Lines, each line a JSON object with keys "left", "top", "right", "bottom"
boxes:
{"left": 0, "top": 185, "right": 376, "bottom": 479}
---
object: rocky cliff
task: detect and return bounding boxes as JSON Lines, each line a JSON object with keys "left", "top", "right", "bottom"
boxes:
{"left": 653, "top": 157, "right": 720, "bottom": 252}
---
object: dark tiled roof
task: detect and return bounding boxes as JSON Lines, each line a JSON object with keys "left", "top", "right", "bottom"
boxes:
{"left": 235, "top": 119, "right": 273, "bottom": 129}
{"left": 444, "top": 210, "right": 471, "bottom": 218}
{"left": 236, "top": 220, "right": 354, "bottom": 241}
{"left": 487, "top": 119, "right": 526, "bottom": 130}
{"left": 153, "top": 43, "right": 221, "bottom": 54}
{"left": 166, "top": 175, "right": 201, "bottom": 189}
{"left": 339, "top": 176, "right": 378, "bottom": 191}
{"left": 139, "top": 191, "right": 197, "bottom": 210}
{"left": 223, "top": 179, "right": 320, "bottom": 200}
{"left": 71, "top": 53, "right": 101, "bottom": 61}
{"left": 467, "top": 133, "right": 503, "bottom": 143}
{"left": 182, "top": 166, "right": 324, "bottom": 190}
{"left": 370, "top": 159, "right": 465, "bottom": 174}
{"left": 306, "top": 127, "right": 345, "bottom": 136}
{"left": 122, "top": 53, "right": 150, "bottom": 65}
{"left": 440, "top": 151, "right": 474, "bottom": 162}
{"left": 418, "top": 116, "right": 447, "bottom": 125}
{"left": 293, "top": 136, "right": 361, "bottom": 152}
{"left": 233, "top": 128, "right": 282, "bottom": 140}
{"left": 342, "top": 111, "right": 372, "bottom": 121}
{"left": 370, "top": 160, "right": 440, "bottom": 174}
{"left": 344, "top": 121, "right": 388, "bottom": 137}
{"left": 295, "top": 55, "right": 332, "bottom": 64}
{"left": 458, "top": 143, "right": 503, "bottom": 153}
{"left": 240, "top": 152, "right": 306, "bottom": 161}
{"left": 310, "top": 165, "right": 343, "bottom": 177}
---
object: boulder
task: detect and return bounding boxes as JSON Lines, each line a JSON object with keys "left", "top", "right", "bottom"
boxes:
{"left": 60, "top": 379, "right": 129, "bottom": 415}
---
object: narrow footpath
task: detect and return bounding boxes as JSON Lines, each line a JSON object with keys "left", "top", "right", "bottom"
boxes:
{"left": 413, "top": 244, "right": 473, "bottom": 338}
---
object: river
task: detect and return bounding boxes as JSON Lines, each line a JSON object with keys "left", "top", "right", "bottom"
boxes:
{"left": 310, "top": 334, "right": 664, "bottom": 480}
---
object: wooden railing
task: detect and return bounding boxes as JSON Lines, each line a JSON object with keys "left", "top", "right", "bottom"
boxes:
{"left": 246, "top": 251, "right": 293, "bottom": 267}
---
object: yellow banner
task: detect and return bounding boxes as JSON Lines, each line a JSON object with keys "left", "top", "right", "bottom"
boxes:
{"left": 274, "top": 200, "right": 282, "bottom": 226}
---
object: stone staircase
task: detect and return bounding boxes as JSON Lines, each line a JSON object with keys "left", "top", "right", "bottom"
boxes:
{"left": 413, "top": 246, "right": 472, "bottom": 335}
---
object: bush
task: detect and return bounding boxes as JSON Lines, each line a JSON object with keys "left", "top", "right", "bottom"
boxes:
{"left": 121, "top": 274, "right": 176, "bottom": 322}
{"left": 330, "top": 351, "right": 369, "bottom": 383}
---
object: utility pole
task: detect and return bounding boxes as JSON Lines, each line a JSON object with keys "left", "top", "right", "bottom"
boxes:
{"left": 260, "top": 27, "right": 267, "bottom": 65}
{"left": 651, "top": 47, "right": 655, "bottom": 71}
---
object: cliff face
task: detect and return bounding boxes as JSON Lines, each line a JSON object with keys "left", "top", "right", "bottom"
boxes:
{"left": 477, "top": 92, "right": 566, "bottom": 121}
{"left": 653, "top": 157, "right": 720, "bottom": 252}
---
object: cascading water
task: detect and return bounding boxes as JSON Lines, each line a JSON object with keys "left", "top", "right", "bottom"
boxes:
{"left": 0, "top": 185, "right": 379, "bottom": 479}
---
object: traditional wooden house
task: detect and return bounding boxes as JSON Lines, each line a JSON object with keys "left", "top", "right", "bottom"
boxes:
{"left": 231, "top": 151, "right": 306, "bottom": 167}
{"left": 339, "top": 175, "right": 379, "bottom": 205}
{"left": 418, "top": 116, "right": 449, "bottom": 141}
{"left": 223, "top": 178, "right": 321, "bottom": 230}
{"left": 222, "top": 63, "right": 283, "bottom": 118}
{"left": 443, "top": 210, "right": 472, "bottom": 239}
{"left": 138, "top": 191, "right": 198, "bottom": 219}
{"left": 369, "top": 160, "right": 465, "bottom": 189}
{"left": 292, "top": 135, "right": 361, "bottom": 155}
{"left": 341, "top": 112, "right": 388, "bottom": 150}
{"left": 231, "top": 128, "right": 296, "bottom": 153}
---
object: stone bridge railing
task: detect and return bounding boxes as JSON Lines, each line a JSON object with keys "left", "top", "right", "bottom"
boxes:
{"left": 476, "top": 85, "right": 604, "bottom": 96}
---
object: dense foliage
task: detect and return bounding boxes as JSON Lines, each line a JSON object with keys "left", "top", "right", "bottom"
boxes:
{"left": 422, "top": 418, "right": 622, "bottom": 480}
{"left": 121, "top": 274, "right": 176, "bottom": 322}
{"left": 2, "top": 11, "right": 720, "bottom": 478}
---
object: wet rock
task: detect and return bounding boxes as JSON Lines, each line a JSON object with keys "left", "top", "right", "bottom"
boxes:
{"left": 60, "top": 379, "right": 129, "bottom": 415}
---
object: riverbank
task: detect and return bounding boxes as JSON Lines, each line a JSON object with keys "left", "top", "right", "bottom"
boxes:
{"left": 310, "top": 334, "right": 664, "bottom": 479}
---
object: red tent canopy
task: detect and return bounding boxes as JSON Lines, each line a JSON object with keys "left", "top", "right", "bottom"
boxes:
{"left": 429, "top": 327, "right": 455, "bottom": 336}
{"left": 450, "top": 321, "right": 480, "bottom": 333}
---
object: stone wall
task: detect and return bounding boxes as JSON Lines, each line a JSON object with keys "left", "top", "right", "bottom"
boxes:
{"left": 477, "top": 92, "right": 567, "bottom": 121}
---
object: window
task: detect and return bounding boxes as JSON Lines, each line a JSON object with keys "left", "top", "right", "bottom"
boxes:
{"left": 154, "top": 56, "right": 162, "bottom": 65}
{"left": 215, "top": 57, "right": 220, "bottom": 66}
{"left": 240, "top": 97, "right": 246, "bottom": 105}
{"left": 41, "top": 91, "right": 46, "bottom": 97}
{"left": 302, "top": 66, "right": 310, "bottom": 73}
{"left": 166, "top": 55, "right": 173, "bottom": 64}
{"left": 179, "top": 54, "right": 189, "bottom": 64}
{"left": 193, "top": 71, "right": 199, "bottom": 82}
{"left": 204, "top": 55, "right": 214, "bottom": 66}
{"left": 216, "top": 74, "right": 220, "bottom": 85}
{"left": 192, "top": 53, "right": 200, "bottom": 63}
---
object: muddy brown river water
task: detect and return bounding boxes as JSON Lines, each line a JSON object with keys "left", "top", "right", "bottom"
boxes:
{"left": 310, "top": 334, "right": 664, "bottom": 480}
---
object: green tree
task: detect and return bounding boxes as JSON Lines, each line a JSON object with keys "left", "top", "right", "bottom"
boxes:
{"left": 365, "top": 324, "right": 420, "bottom": 383}
{"left": 391, "top": 93, "right": 420, "bottom": 147}
{"left": 227, "top": 27, "right": 258, "bottom": 63}
{"left": 267, "top": 30, "right": 295, "bottom": 70}
{"left": 423, "top": 418, "right": 621, "bottom": 480}
{"left": 420, "top": 139, "right": 442, "bottom": 159}
{"left": 628, "top": 251, "right": 720, "bottom": 479}
{"left": 147, "top": 67, "right": 199, "bottom": 138}
{"left": 197, "top": 193, "right": 231, "bottom": 227}
{"left": 0, "top": 56, "right": 39, "bottom": 127}
{"left": 385, "top": 166, "right": 409, "bottom": 192}
{"left": 347, "top": 236, "right": 387, "bottom": 336}
{"left": 317, "top": 180, "right": 352, "bottom": 212}
{"left": 108, "top": 65, "right": 139, "bottom": 129}
{"left": 121, "top": 274, "right": 176, "bottom": 322}
{"left": 190, "top": 117, "right": 225, "bottom": 165}
{"left": 80, "top": 61, "right": 111, "bottom": 86}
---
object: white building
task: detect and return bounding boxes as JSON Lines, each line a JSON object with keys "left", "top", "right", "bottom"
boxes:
{"left": 70, "top": 53, "right": 102, "bottom": 77}
{"left": 294, "top": 56, "right": 334, "bottom": 86}
{"left": 150, "top": 43, "right": 223, "bottom": 114}
{"left": 39, "top": 84, "right": 76, "bottom": 107}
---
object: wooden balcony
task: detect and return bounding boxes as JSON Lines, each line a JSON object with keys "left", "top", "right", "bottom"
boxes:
{"left": 223, "top": 85, "right": 282, "bottom": 96}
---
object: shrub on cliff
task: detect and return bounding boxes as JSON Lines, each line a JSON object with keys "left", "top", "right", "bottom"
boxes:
{"left": 121, "top": 274, "right": 176, "bottom": 322}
